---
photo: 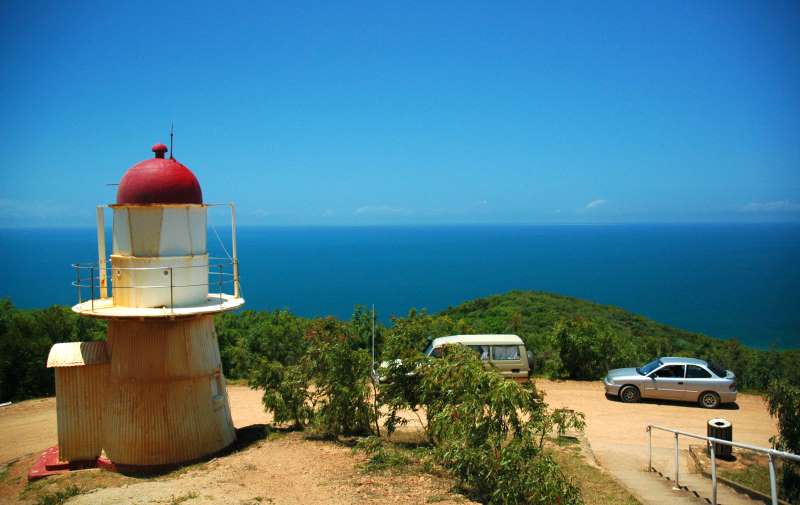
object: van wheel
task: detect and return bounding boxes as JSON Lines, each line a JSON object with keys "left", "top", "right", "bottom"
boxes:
{"left": 620, "top": 386, "right": 640, "bottom": 403}
{"left": 699, "top": 391, "right": 720, "bottom": 409}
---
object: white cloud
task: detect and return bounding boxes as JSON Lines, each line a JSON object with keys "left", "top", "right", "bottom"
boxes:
{"left": 741, "top": 200, "right": 800, "bottom": 213}
{"left": 584, "top": 199, "right": 607, "bottom": 210}
{"left": 477, "top": 199, "right": 488, "bottom": 206}
{"left": 321, "top": 209, "right": 335, "bottom": 218}
{"left": 354, "top": 205, "right": 412, "bottom": 216}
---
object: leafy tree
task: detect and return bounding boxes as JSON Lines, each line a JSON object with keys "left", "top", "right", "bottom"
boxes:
{"left": 250, "top": 317, "right": 376, "bottom": 438}
{"left": 420, "top": 345, "right": 583, "bottom": 505}
{"left": 767, "top": 380, "right": 800, "bottom": 502}
{"left": 215, "top": 309, "right": 308, "bottom": 379}
{"left": 304, "top": 318, "right": 375, "bottom": 437}
{"left": 350, "top": 305, "right": 383, "bottom": 355}
{"left": 553, "top": 317, "right": 633, "bottom": 380}
{"left": 0, "top": 300, "right": 105, "bottom": 402}
{"left": 250, "top": 360, "right": 311, "bottom": 429}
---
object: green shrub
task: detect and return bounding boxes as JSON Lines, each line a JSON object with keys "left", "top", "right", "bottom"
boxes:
{"left": 767, "top": 380, "right": 800, "bottom": 502}
{"left": 553, "top": 317, "right": 634, "bottom": 380}
{"left": 420, "top": 345, "right": 583, "bottom": 505}
{"left": 353, "top": 436, "right": 411, "bottom": 473}
{"left": 250, "top": 360, "right": 311, "bottom": 429}
{"left": 251, "top": 317, "right": 376, "bottom": 438}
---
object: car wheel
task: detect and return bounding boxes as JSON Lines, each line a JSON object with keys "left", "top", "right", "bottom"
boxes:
{"left": 619, "top": 385, "right": 640, "bottom": 403}
{"left": 699, "top": 391, "right": 720, "bottom": 409}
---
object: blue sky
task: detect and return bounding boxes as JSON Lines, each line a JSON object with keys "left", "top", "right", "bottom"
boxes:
{"left": 1, "top": 1, "right": 798, "bottom": 226}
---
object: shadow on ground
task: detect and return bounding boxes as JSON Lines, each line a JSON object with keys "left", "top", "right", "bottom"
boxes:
{"left": 605, "top": 394, "right": 740, "bottom": 410}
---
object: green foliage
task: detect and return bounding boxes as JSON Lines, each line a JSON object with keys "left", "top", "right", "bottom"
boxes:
{"left": 36, "top": 485, "right": 81, "bottom": 505}
{"left": 552, "top": 409, "right": 587, "bottom": 439}
{"left": 353, "top": 436, "right": 411, "bottom": 473}
{"left": 250, "top": 360, "right": 311, "bottom": 429}
{"left": 419, "top": 345, "right": 583, "bottom": 505}
{"left": 0, "top": 299, "right": 105, "bottom": 402}
{"left": 767, "top": 380, "right": 800, "bottom": 502}
{"left": 554, "top": 318, "right": 635, "bottom": 379}
{"left": 350, "top": 305, "right": 383, "bottom": 355}
{"left": 251, "top": 317, "right": 376, "bottom": 438}
{"left": 304, "top": 318, "right": 375, "bottom": 437}
{"left": 4, "top": 289, "right": 799, "bottom": 404}
{"left": 440, "top": 290, "right": 800, "bottom": 389}
{"left": 382, "top": 309, "right": 474, "bottom": 361}
{"left": 215, "top": 309, "right": 308, "bottom": 379}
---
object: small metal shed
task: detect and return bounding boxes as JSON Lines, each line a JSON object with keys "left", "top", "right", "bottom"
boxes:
{"left": 47, "top": 341, "right": 110, "bottom": 462}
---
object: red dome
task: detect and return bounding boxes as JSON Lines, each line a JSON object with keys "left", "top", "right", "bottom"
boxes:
{"left": 116, "top": 146, "right": 203, "bottom": 205}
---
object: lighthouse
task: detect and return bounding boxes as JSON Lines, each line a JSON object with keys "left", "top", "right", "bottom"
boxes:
{"left": 42, "top": 143, "right": 244, "bottom": 472}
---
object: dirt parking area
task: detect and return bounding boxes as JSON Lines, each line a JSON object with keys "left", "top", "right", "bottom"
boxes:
{"left": 537, "top": 379, "right": 776, "bottom": 467}
{"left": 538, "top": 380, "right": 777, "bottom": 504}
{"left": 0, "top": 381, "right": 778, "bottom": 504}
{"left": 0, "top": 386, "right": 469, "bottom": 505}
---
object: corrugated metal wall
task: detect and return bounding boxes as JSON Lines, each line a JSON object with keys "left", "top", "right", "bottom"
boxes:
{"left": 55, "top": 363, "right": 109, "bottom": 461}
{"left": 103, "top": 315, "right": 236, "bottom": 466}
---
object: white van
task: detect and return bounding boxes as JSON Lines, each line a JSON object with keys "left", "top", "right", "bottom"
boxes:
{"left": 424, "top": 334, "right": 532, "bottom": 381}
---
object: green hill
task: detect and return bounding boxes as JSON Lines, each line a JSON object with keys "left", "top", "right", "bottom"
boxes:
{"left": 437, "top": 290, "right": 799, "bottom": 389}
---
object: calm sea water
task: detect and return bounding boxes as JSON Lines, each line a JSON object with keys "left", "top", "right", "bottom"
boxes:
{"left": 1, "top": 224, "right": 798, "bottom": 348}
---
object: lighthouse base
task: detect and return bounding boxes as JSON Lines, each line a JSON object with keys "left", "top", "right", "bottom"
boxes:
{"left": 27, "top": 446, "right": 116, "bottom": 481}
{"left": 103, "top": 315, "right": 237, "bottom": 466}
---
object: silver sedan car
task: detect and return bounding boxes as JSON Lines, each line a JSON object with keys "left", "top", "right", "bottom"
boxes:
{"left": 604, "top": 357, "right": 737, "bottom": 408}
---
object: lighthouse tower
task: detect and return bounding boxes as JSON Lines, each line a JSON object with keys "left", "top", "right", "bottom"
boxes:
{"left": 48, "top": 143, "right": 244, "bottom": 469}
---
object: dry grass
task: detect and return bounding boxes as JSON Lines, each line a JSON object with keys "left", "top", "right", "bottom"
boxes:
{"left": 548, "top": 438, "right": 640, "bottom": 505}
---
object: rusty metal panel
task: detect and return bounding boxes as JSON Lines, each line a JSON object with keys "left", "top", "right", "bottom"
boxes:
{"left": 103, "top": 316, "right": 235, "bottom": 466}
{"left": 55, "top": 363, "right": 109, "bottom": 461}
{"left": 47, "top": 341, "right": 109, "bottom": 368}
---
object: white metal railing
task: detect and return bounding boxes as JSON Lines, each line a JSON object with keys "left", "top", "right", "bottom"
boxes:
{"left": 71, "top": 257, "right": 240, "bottom": 312}
{"left": 647, "top": 424, "right": 800, "bottom": 505}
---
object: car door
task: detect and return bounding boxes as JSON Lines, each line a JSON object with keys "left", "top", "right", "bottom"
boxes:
{"left": 646, "top": 365, "right": 686, "bottom": 400}
{"left": 683, "top": 364, "right": 714, "bottom": 401}
{"left": 490, "top": 345, "right": 526, "bottom": 379}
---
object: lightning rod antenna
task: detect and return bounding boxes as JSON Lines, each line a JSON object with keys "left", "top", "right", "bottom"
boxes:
{"left": 169, "top": 122, "right": 174, "bottom": 159}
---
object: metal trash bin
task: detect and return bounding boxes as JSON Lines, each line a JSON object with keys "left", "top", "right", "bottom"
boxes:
{"left": 707, "top": 418, "right": 733, "bottom": 460}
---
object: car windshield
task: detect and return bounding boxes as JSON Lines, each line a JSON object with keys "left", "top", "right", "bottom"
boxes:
{"left": 637, "top": 359, "right": 662, "bottom": 375}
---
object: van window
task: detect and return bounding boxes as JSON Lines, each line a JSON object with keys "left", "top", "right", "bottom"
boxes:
{"left": 492, "top": 345, "right": 520, "bottom": 361}
{"left": 467, "top": 345, "right": 490, "bottom": 360}
{"left": 686, "top": 365, "right": 712, "bottom": 378}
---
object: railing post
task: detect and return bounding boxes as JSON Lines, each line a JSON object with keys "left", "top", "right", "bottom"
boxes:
{"left": 674, "top": 432, "right": 680, "bottom": 489}
{"left": 218, "top": 263, "right": 223, "bottom": 306}
{"left": 96, "top": 206, "right": 108, "bottom": 299}
{"left": 768, "top": 453, "right": 778, "bottom": 505}
{"left": 710, "top": 437, "right": 717, "bottom": 505}
{"left": 76, "top": 267, "right": 82, "bottom": 305}
{"left": 169, "top": 267, "right": 174, "bottom": 314}
{"left": 90, "top": 266, "right": 95, "bottom": 312}
{"left": 648, "top": 426, "right": 652, "bottom": 471}
{"left": 230, "top": 203, "right": 240, "bottom": 298}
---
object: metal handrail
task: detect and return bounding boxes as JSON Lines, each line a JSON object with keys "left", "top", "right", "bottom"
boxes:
{"left": 71, "top": 257, "right": 242, "bottom": 313}
{"left": 647, "top": 424, "right": 799, "bottom": 505}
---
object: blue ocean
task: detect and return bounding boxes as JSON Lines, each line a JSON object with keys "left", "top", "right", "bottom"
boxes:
{"left": 1, "top": 224, "right": 798, "bottom": 348}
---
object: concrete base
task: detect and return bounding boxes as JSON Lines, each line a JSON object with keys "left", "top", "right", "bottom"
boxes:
{"left": 27, "top": 446, "right": 116, "bottom": 481}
